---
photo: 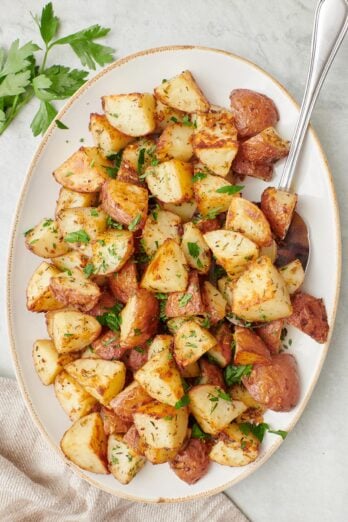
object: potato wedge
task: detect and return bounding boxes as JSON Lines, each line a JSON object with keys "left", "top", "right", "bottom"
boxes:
{"left": 155, "top": 99, "right": 185, "bottom": 131}
{"left": 108, "top": 434, "right": 146, "bottom": 484}
{"left": 102, "top": 93, "right": 156, "bottom": 137}
{"left": 165, "top": 271, "right": 205, "bottom": 319}
{"left": 156, "top": 122, "right": 194, "bottom": 162}
{"left": 134, "top": 402, "right": 188, "bottom": 449}
{"left": 162, "top": 200, "right": 197, "bottom": 223}
{"left": 55, "top": 188, "right": 99, "bottom": 216}
{"left": 230, "top": 384, "right": 264, "bottom": 410}
{"left": 25, "top": 218, "right": 70, "bottom": 258}
{"left": 145, "top": 159, "right": 193, "bottom": 204}
{"left": 234, "top": 326, "right": 271, "bottom": 365}
{"left": 27, "top": 262, "right": 65, "bottom": 312}
{"left": 225, "top": 197, "right": 272, "bottom": 247}
{"left": 229, "top": 88, "right": 279, "bottom": 138}
{"left": 174, "top": 320, "right": 217, "bottom": 367}
{"left": 193, "top": 170, "right": 240, "bottom": 217}
{"left": 238, "top": 126, "right": 289, "bottom": 164}
{"left": 287, "top": 291, "right": 329, "bottom": 343}
{"left": 55, "top": 370, "right": 97, "bottom": 421}
{"left": 53, "top": 147, "right": 112, "bottom": 193}
{"left": 261, "top": 187, "right": 297, "bottom": 239}
{"left": 188, "top": 385, "right": 247, "bottom": 435}
{"left": 32, "top": 339, "right": 76, "bottom": 385}
{"left": 148, "top": 335, "right": 174, "bottom": 358}
{"left": 154, "top": 71, "right": 209, "bottom": 113}
{"left": 91, "top": 229, "right": 134, "bottom": 275}
{"left": 209, "top": 422, "right": 260, "bottom": 466}
{"left": 101, "top": 179, "right": 148, "bottom": 230}
{"left": 232, "top": 256, "right": 292, "bottom": 322}
{"left": 50, "top": 268, "right": 101, "bottom": 312}
{"left": 279, "top": 259, "right": 305, "bottom": 294}
{"left": 134, "top": 348, "right": 184, "bottom": 406}
{"left": 65, "top": 358, "right": 126, "bottom": 405}
{"left": 109, "top": 381, "right": 153, "bottom": 422}
{"left": 170, "top": 438, "right": 210, "bottom": 484}
{"left": 142, "top": 209, "right": 181, "bottom": 257}
{"left": 141, "top": 238, "right": 189, "bottom": 293}
{"left": 192, "top": 109, "right": 239, "bottom": 177}
{"left": 207, "top": 322, "right": 233, "bottom": 368}
{"left": 51, "top": 251, "right": 88, "bottom": 272}
{"left": 46, "top": 309, "right": 102, "bottom": 353}
{"left": 108, "top": 259, "right": 138, "bottom": 304}
{"left": 181, "top": 222, "right": 211, "bottom": 274}
{"left": 199, "top": 359, "right": 225, "bottom": 388}
{"left": 89, "top": 113, "right": 134, "bottom": 156}
{"left": 120, "top": 289, "right": 159, "bottom": 348}
{"left": 61, "top": 412, "right": 108, "bottom": 473}
{"left": 255, "top": 319, "right": 284, "bottom": 354}
{"left": 202, "top": 281, "right": 227, "bottom": 324}
{"left": 120, "top": 137, "right": 156, "bottom": 172}
{"left": 203, "top": 230, "right": 259, "bottom": 276}
{"left": 232, "top": 155, "right": 274, "bottom": 181}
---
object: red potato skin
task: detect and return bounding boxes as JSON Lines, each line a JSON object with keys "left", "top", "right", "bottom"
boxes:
{"left": 91, "top": 330, "right": 128, "bottom": 360}
{"left": 243, "top": 353, "right": 300, "bottom": 411}
{"left": 229, "top": 89, "right": 279, "bottom": 138}
{"left": 287, "top": 292, "right": 329, "bottom": 343}
{"left": 165, "top": 271, "right": 205, "bottom": 318}
{"left": 117, "top": 163, "right": 144, "bottom": 187}
{"left": 213, "top": 322, "right": 233, "bottom": 366}
{"left": 195, "top": 217, "right": 220, "bottom": 234}
{"left": 49, "top": 279, "right": 101, "bottom": 313}
{"left": 237, "top": 127, "right": 289, "bottom": 165}
{"left": 234, "top": 326, "right": 272, "bottom": 366}
{"left": 169, "top": 438, "right": 211, "bottom": 484}
{"left": 108, "top": 259, "right": 138, "bottom": 304}
{"left": 101, "top": 179, "right": 148, "bottom": 230}
{"left": 261, "top": 187, "right": 297, "bottom": 240}
{"left": 120, "top": 289, "right": 159, "bottom": 348}
{"left": 256, "top": 319, "right": 284, "bottom": 354}
{"left": 123, "top": 425, "right": 146, "bottom": 456}
{"left": 199, "top": 359, "right": 225, "bottom": 388}
{"left": 88, "top": 290, "right": 118, "bottom": 317}
{"left": 100, "top": 406, "right": 132, "bottom": 435}
{"left": 232, "top": 154, "right": 273, "bottom": 181}
{"left": 109, "top": 384, "right": 153, "bottom": 422}
{"left": 122, "top": 346, "right": 149, "bottom": 372}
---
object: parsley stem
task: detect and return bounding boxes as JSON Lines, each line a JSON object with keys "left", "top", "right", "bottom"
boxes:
{"left": 39, "top": 45, "right": 50, "bottom": 74}
{"left": 0, "top": 89, "right": 34, "bottom": 135}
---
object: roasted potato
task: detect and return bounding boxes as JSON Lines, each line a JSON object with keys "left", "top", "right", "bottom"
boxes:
{"left": 261, "top": 187, "right": 297, "bottom": 240}
{"left": 225, "top": 197, "right": 272, "bottom": 247}
{"left": 50, "top": 268, "right": 101, "bottom": 312}
{"left": 120, "top": 289, "right": 159, "bottom": 347}
{"left": 65, "top": 358, "right": 126, "bottom": 405}
{"left": 60, "top": 412, "right": 109, "bottom": 473}
{"left": 108, "top": 434, "right": 146, "bottom": 484}
{"left": 243, "top": 353, "right": 300, "bottom": 411}
{"left": 123, "top": 424, "right": 146, "bottom": 455}
{"left": 89, "top": 113, "right": 134, "bottom": 156}
{"left": 156, "top": 122, "right": 194, "bottom": 162}
{"left": 154, "top": 99, "right": 185, "bottom": 132}
{"left": 287, "top": 291, "right": 329, "bottom": 343}
{"left": 100, "top": 407, "right": 132, "bottom": 435}
{"left": 181, "top": 222, "right": 211, "bottom": 274}
{"left": 46, "top": 309, "right": 102, "bottom": 353}
{"left": 90, "top": 229, "right": 134, "bottom": 276}
{"left": 101, "top": 179, "right": 148, "bottom": 230}
{"left": 255, "top": 319, "right": 284, "bottom": 354}
{"left": 88, "top": 290, "right": 117, "bottom": 317}
{"left": 102, "top": 93, "right": 156, "bottom": 137}
{"left": 145, "top": 159, "right": 193, "bottom": 204}
{"left": 238, "top": 126, "right": 289, "bottom": 164}
{"left": 144, "top": 446, "right": 178, "bottom": 464}
{"left": 165, "top": 271, "right": 205, "bottom": 319}
{"left": 202, "top": 281, "right": 227, "bottom": 324}
{"left": 234, "top": 327, "right": 271, "bottom": 365}
{"left": 209, "top": 422, "right": 260, "bottom": 466}
{"left": 279, "top": 259, "right": 305, "bottom": 294}
{"left": 55, "top": 187, "right": 99, "bottom": 216}
{"left": 109, "top": 381, "right": 153, "bottom": 422}
{"left": 231, "top": 256, "right": 292, "bottom": 322}
{"left": 142, "top": 209, "right": 181, "bottom": 257}
{"left": 188, "top": 385, "right": 247, "bottom": 435}
{"left": 174, "top": 320, "right": 217, "bottom": 367}
{"left": 203, "top": 230, "right": 259, "bottom": 276}
{"left": 217, "top": 276, "right": 235, "bottom": 308}
{"left": 259, "top": 239, "right": 278, "bottom": 263}
{"left": 147, "top": 335, "right": 174, "bottom": 359}
{"left": 170, "top": 438, "right": 211, "bottom": 484}
{"left": 91, "top": 330, "right": 126, "bottom": 360}
{"left": 181, "top": 360, "right": 201, "bottom": 378}
{"left": 55, "top": 370, "right": 98, "bottom": 421}
{"left": 192, "top": 109, "right": 238, "bottom": 177}
{"left": 25, "top": 218, "right": 70, "bottom": 258}
{"left": 199, "top": 359, "right": 225, "bottom": 388}
{"left": 230, "top": 384, "right": 264, "bottom": 410}
{"left": 207, "top": 322, "right": 233, "bottom": 368}
{"left": 53, "top": 147, "right": 112, "bottom": 193}
{"left": 51, "top": 251, "right": 88, "bottom": 272}
{"left": 193, "top": 170, "right": 240, "bottom": 217}
{"left": 32, "top": 339, "right": 75, "bottom": 385}
{"left": 134, "top": 401, "right": 189, "bottom": 449}
{"left": 135, "top": 348, "right": 184, "bottom": 406}
{"left": 141, "top": 238, "right": 189, "bottom": 293}
{"left": 108, "top": 259, "right": 138, "bottom": 304}
{"left": 154, "top": 71, "right": 209, "bottom": 113}
{"left": 27, "top": 262, "right": 65, "bottom": 312}
{"left": 229, "top": 89, "right": 279, "bottom": 138}
{"left": 232, "top": 155, "right": 273, "bottom": 181}
{"left": 162, "top": 200, "right": 197, "bottom": 223}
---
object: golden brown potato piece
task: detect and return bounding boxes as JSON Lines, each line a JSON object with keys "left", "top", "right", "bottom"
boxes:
{"left": 238, "top": 127, "right": 289, "bottom": 164}
{"left": 287, "top": 292, "right": 329, "bottom": 343}
{"left": 91, "top": 330, "right": 127, "bottom": 360}
{"left": 25, "top": 218, "right": 70, "bottom": 258}
{"left": 232, "top": 155, "right": 274, "bottom": 181}
{"left": 145, "top": 159, "right": 193, "bottom": 204}
{"left": 199, "top": 359, "right": 225, "bottom": 388}
{"left": 162, "top": 200, "right": 197, "bottom": 223}
{"left": 141, "top": 209, "right": 181, "bottom": 257}
{"left": 120, "top": 289, "right": 159, "bottom": 348}
{"left": 101, "top": 179, "right": 148, "bottom": 230}
{"left": 91, "top": 229, "right": 134, "bottom": 276}
{"left": 110, "top": 381, "right": 153, "bottom": 422}
{"left": 181, "top": 222, "right": 211, "bottom": 274}
{"left": 60, "top": 412, "right": 109, "bottom": 474}
{"left": 32, "top": 340, "right": 76, "bottom": 386}
{"left": 148, "top": 335, "right": 174, "bottom": 359}
{"left": 229, "top": 89, "right": 279, "bottom": 138}
{"left": 279, "top": 259, "right": 305, "bottom": 294}
{"left": 234, "top": 327, "right": 272, "bottom": 365}
{"left": 260, "top": 239, "right": 278, "bottom": 263}
{"left": 46, "top": 309, "right": 102, "bottom": 353}
{"left": 154, "top": 99, "right": 185, "bottom": 132}
{"left": 209, "top": 422, "right": 260, "bottom": 466}
{"left": 156, "top": 122, "right": 194, "bottom": 162}
{"left": 102, "top": 93, "right": 156, "bottom": 137}
{"left": 89, "top": 113, "right": 134, "bottom": 156}
{"left": 225, "top": 197, "right": 273, "bottom": 247}
{"left": 108, "top": 433, "right": 146, "bottom": 484}
{"left": 202, "top": 281, "right": 227, "bottom": 324}
{"left": 193, "top": 170, "right": 240, "bottom": 217}
{"left": 53, "top": 147, "right": 112, "bottom": 193}
{"left": 207, "top": 322, "right": 233, "bottom": 367}
{"left": 243, "top": 353, "right": 300, "bottom": 411}
{"left": 55, "top": 188, "right": 98, "bottom": 216}
{"left": 261, "top": 187, "right": 297, "bottom": 240}
{"left": 108, "top": 260, "right": 138, "bottom": 304}
{"left": 51, "top": 251, "right": 89, "bottom": 272}
{"left": 230, "top": 383, "right": 265, "bottom": 410}
{"left": 174, "top": 320, "right": 217, "bottom": 367}
{"left": 54, "top": 371, "right": 98, "bottom": 421}
{"left": 100, "top": 406, "right": 132, "bottom": 435}
{"left": 154, "top": 70, "right": 210, "bottom": 113}
{"left": 123, "top": 424, "right": 146, "bottom": 456}
{"left": 165, "top": 271, "right": 205, "bottom": 319}
{"left": 50, "top": 268, "right": 101, "bottom": 312}
{"left": 170, "top": 438, "right": 211, "bottom": 484}
{"left": 255, "top": 319, "right": 284, "bottom": 354}
{"left": 27, "top": 262, "right": 65, "bottom": 313}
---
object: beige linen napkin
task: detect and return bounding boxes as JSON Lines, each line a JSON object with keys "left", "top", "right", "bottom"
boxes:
{"left": 0, "top": 377, "right": 248, "bottom": 522}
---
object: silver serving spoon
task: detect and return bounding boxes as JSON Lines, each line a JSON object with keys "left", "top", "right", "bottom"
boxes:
{"left": 275, "top": 0, "right": 348, "bottom": 270}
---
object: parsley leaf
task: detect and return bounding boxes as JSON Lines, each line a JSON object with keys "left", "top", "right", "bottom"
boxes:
{"left": 106, "top": 216, "right": 123, "bottom": 229}
{"left": 175, "top": 394, "right": 190, "bottom": 409}
{"left": 205, "top": 207, "right": 223, "bottom": 220}
{"left": 128, "top": 213, "right": 141, "bottom": 231}
{"left": 191, "top": 423, "right": 211, "bottom": 439}
{"left": 64, "top": 229, "right": 90, "bottom": 244}
{"left": 55, "top": 119, "right": 68, "bottom": 129}
{"left": 178, "top": 293, "right": 192, "bottom": 307}
{"left": 224, "top": 364, "right": 253, "bottom": 386}
{"left": 105, "top": 150, "right": 123, "bottom": 178}
{"left": 216, "top": 388, "right": 231, "bottom": 401}
{"left": 83, "top": 263, "right": 95, "bottom": 277}
{"left": 38, "top": 2, "right": 59, "bottom": 45}
{"left": 0, "top": 70, "right": 31, "bottom": 97}
{"left": 137, "top": 148, "right": 146, "bottom": 175}
{"left": 216, "top": 185, "right": 244, "bottom": 195}
{"left": 187, "top": 242, "right": 200, "bottom": 258}
{"left": 239, "top": 422, "right": 287, "bottom": 442}
{"left": 96, "top": 303, "right": 123, "bottom": 331}
{"left": 192, "top": 171, "right": 207, "bottom": 182}
{"left": 0, "top": 40, "right": 40, "bottom": 78}
{"left": 30, "top": 100, "right": 57, "bottom": 136}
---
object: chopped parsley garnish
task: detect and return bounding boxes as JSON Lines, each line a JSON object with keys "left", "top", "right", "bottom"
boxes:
{"left": 137, "top": 147, "right": 146, "bottom": 175}
{"left": 216, "top": 388, "right": 231, "bottom": 401}
{"left": 128, "top": 213, "right": 141, "bottom": 231}
{"left": 155, "top": 293, "right": 168, "bottom": 321}
{"left": 201, "top": 317, "right": 211, "bottom": 329}
{"left": 175, "top": 394, "right": 190, "bottom": 409}
{"left": 134, "top": 346, "right": 145, "bottom": 354}
{"left": 42, "top": 218, "right": 54, "bottom": 227}
{"left": 106, "top": 216, "right": 123, "bottom": 229}
{"left": 178, "top": 293, "right": 192, "bottom": 307}
{"left": 64, "top": 229, "right": 90, "bottom": 244}
{"left": 192, "top": 171, "right": 207, "bottom": 182}
{"left": 105, "top": 150, "right": 123, "bottom": 178}
{"left": 205, "top": 207, "right": 223, "bottom": 220}
{"left": 83, "top": 263, "right": 95, "bottom": 277}
{"left": 239, "top": 422, "right": 287, "bottom": 442}
{"left": 90, "top": 208, "right": 99, "bottom": 216}
{"left": 191, "top": 423, "right": 211, "bottom": 439}
{"left": 96, "top": 303, "right": 123, "bottom": 331}
{"left": 164, "top": 415, "right": 173, "bottom": 421}
{"left": 24, "top": 228, "right": 34, "bottom": 237}
{"left": 224, "top": 364, "right": 253, "bottom": 386}
{"left": 187, "top": 242, "right": 200, "bottom": 258}
{"left": 215, "top": 185, "right": 244, "bottom": 195}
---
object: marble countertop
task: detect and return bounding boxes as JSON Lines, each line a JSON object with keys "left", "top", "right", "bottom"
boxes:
{"left": 1, "top": 1, "right": 347, "bottom": 520}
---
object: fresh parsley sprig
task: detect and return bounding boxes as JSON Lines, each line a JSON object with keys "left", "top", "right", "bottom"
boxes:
{"left": 0, "top": 2, "right": 115, "bottom": 136}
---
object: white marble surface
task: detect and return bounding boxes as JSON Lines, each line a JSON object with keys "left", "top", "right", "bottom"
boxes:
{"left": 1, "top": 1, "right": 347, "bottom": 520}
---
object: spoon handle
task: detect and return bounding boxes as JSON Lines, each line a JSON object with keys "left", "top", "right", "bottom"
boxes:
{"left": 278, "top": 0, "right": 348, "bottom": 191}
